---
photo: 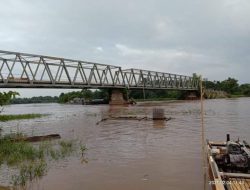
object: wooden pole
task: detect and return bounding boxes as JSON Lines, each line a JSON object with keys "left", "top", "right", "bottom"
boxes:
{"left": 200, "top": 76, "right": 207, "bottom": 190}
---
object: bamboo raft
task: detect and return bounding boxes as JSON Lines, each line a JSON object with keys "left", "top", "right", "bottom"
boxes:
{"left": 207, "top": 135, "right": 250, "bottom": 190}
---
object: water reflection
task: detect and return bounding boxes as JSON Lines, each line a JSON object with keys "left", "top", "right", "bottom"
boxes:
{"left": 153, "top": 120, "right": 166, "bottom": 129}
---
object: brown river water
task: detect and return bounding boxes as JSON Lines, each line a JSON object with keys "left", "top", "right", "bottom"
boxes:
{"left": 1, "top": 98, "right": 250, "bottom": 190}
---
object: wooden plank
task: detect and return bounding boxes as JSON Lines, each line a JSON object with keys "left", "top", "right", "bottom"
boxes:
{"left": 220, "top": 172, "right": 250, "bottom": 179}
{"left": 208, "top": 156, "right": 225, "bottom": 190}
{"left": 228, "top": 178, "right": 250, "bottom": 190}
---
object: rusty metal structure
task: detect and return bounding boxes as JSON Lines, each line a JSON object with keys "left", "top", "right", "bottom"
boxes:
{"left": 0, "top": 50, "right": 199, "bottom": 90}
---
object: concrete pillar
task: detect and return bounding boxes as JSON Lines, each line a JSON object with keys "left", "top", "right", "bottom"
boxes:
{"left": 152, "top": 108, "right": 165, "bottom": 120}
{"left": 185, "top": 91, "right": 198, "bottom": 100}
{"left": 109, "top": 89, "right": 127, "bottom": 105}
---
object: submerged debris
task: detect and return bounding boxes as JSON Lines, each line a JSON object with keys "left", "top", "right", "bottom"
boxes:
{"left": 96, "top": 116, "right": 171, "bottom": 125}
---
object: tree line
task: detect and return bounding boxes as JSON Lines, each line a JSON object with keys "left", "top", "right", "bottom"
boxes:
{"left": 58, "top": 89, "right": 109, "bottom": 103}
{"left": 3, "top": 77, "right": 250, "bottom": 104}
{"left": 57, "top": 77, "right": 250, "bottom": 102}
{"left": 204, "top": 77, "right": 250, "bottom": 96}
{"left": 11, "top": 96, "right": 59, "bottom": 104}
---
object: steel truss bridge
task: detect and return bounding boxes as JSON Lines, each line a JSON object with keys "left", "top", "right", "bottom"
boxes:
{"left": 0, "top": 50, "right": 199, "bottom": 90}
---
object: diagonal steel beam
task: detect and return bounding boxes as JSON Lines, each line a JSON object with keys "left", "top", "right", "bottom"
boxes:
{"left": 0, "top": 50, "right": 199, "bottom": 90}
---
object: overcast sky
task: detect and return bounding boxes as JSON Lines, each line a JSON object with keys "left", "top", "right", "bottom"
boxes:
{"left": 0, "top": 0, "right": 250, "bottom": 97}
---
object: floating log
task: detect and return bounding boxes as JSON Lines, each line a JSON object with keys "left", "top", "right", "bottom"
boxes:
{"left": 12, "top": 134, "right": 61, "bottom": 142}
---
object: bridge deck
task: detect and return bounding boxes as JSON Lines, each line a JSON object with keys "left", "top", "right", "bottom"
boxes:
{"left": 0, "top": 50, "right": 199, "bottom": 90}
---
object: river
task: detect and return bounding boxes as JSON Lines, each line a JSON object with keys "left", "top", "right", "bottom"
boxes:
{"left": 1, "top": 98, "right": 250, "bottom": 190}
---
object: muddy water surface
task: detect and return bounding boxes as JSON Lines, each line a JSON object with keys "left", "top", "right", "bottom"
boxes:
{"left": 1, "top": 98, "right": 250, "bottom": 190}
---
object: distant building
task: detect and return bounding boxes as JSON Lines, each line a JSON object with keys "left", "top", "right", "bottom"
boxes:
{"left": 69, "top": 98, "right": 85, "bottom": 104}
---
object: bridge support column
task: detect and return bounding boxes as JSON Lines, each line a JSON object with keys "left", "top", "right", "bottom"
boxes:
{"left": 185, "top": 91, "right": 199, "bottom": 100}
{"left": 109, "top": 89, "right": 127, "bottom": 105}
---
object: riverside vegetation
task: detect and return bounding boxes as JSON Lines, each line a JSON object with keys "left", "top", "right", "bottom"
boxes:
{"left": 0, "top": 124, "right": 87, "bottom": 189}
{"left": 56, "top": 77, "right": 250, "bottom": 102}
{"left": 0, "top": 91, "right": 46, "bottom": 122}
{"left": 0, "top": 132, "right": 81, "bottom": 188}
{"left": 7, "top": 77, "right": 250, "bottom": 104}
{"left": 0, "top": 114, "right": 44, "bottom": 122}
{"left": 203, "top": 77, "right": 250, "bottom": 98}
{"left": 0, "top": 91, "right": 87, "bottom": 189}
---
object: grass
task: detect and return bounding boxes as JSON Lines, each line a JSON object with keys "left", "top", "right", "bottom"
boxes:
{"left": 0, "top": 133, "right": 85, "bottom": 188}
{"left": 0, "top": 139, "right": 38, "bottom": 166}
{"left": 80, "top": 144, "right": 87, "bottom": 156}
{"left": 59, "top": 141, "right": 74, "bottom": 157}
{"left": 0, "top": 133, "right": 39, "bottom": 165}
{"left": 11, "top": 161, "right": 47, "bottom": 187}
{"left": 0, "top": 114, "right": 44, "bottom": 122}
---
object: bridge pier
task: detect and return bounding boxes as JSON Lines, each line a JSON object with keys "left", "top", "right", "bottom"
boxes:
{"left": 185, "top": 91, "right": 199, "bottom": 100}
{"left": 109, "top": 89, "right": 127, "bottom": 105}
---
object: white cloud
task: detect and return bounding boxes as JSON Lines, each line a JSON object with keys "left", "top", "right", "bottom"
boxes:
{"left": 153, "top": 17, "right": 177, "bottom": 41}
{"left": 95, "top": 46, "right": 104, "bottom": 52}
{"left": 114, "top": 43, "right": 231, "bottom": 80}
{"left": 115, "top": 43, "right": 202, "bottom": 61}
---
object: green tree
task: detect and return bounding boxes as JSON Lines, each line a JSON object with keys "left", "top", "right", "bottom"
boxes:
{"left": 0, "top": 91, "right": 19, "bottom": 113}
{"left": 0, "top": 91, "right": 19, "bottom": 106}
{"left": 81, "top": 89, "right": 93, "bottom": 100}
{"left": 239, "top": 84, "right": 250, "bottom": 96}
{"left": 92, "top": 89, "right": 109, "bottom": 100}
{"left": 220, "top": 77, "right": 239, "bottom": 94}
{"left": 203, "top": 80, "right": 216, "bottom": 89}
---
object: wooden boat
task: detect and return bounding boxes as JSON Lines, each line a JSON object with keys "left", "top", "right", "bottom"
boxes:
{"left": 207, "top": 134, "right": 250, "bottom": 190}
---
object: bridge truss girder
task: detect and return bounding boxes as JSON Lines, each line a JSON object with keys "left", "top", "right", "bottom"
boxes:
{"left": 0, "top": 50, "right": 199, "bottom": 90}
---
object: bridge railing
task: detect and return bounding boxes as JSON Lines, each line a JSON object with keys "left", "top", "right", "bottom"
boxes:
{"left": 122, "top": 69, "right": 199, "bottom": 90}
{"left": 0, "top": 50, "right": 199, "bottom": 90}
